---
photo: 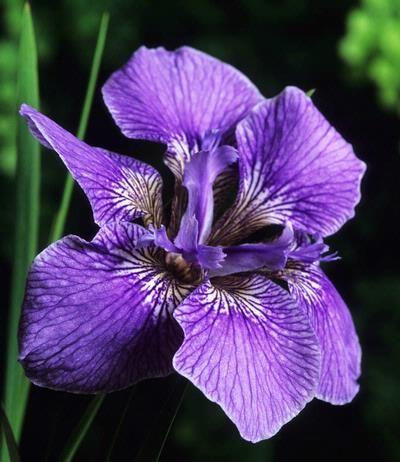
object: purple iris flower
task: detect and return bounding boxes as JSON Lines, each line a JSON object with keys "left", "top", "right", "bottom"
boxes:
{"left": 18, "top": 47, "right": 366, "bottom": 442}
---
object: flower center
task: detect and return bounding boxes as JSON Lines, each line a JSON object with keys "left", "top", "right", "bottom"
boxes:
{"left": 165, "top": 252, "right": 202, "bottom": 284}
{"left": 138, "top": 146, "right": 293, "bottom": 279}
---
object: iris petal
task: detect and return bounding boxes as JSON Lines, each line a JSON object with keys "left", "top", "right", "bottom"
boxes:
{"left": 19, "top": 222, "right": 193, "bottom": 393}
{"left": 210, "top": 225, "right": 293, "bottom": 277}
{"left": 210, "top": 87, "right": 366, "bottom": 245}
{"left": 20, "top": 104, "right": 163, "bottom": 227}
{"left": 286, "top": 265, "right": 361, "bottom": 404}
{"left": 102, "top": 46, "right": 262, "bottom": 177}
{"left": 173, "top": 275, "right": 320, "bottom": 442}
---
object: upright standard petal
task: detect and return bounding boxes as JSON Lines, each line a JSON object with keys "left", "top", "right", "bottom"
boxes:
{"left": 173, "top": 276, "right": 320, "bottom": 442}
{"left": 20, "top": 104, "right": 163, "bottom": 226}
{"left": 102, "top": 46, "right": 262, "bottom": 175}
{"left": 210, "top": 87, "right": 366, "bottom": 245}
{"left": 286, "top": 265, "right": 361, "bottom": 404}
{"left": 19, "top": 222, "right": 193, "bottom": 393}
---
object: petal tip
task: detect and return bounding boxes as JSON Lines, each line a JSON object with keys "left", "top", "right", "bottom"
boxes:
{"left": 316, "top": 382, "right": 360, "bottom": 406}
{"left": 19, "top": 103, "right": 33, "bottom": 116}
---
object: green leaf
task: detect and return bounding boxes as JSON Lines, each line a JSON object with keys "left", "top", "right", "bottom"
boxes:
{"left": 0, "top": 404, "right": 21, "bottom": 462}
{"left": 2, "top": 4, "right": 40, "bottom": 459}
{"left": 306, "top": 88, "right": 316, "bottom": 97}
{"left": 58, "top": 395, "right": 105, "bottom": 462}
{"left": 49, "top": 11, "right": 109, "bottom": 244}
{"left": 1, "top": 11, "right": 109, "bottom": 462}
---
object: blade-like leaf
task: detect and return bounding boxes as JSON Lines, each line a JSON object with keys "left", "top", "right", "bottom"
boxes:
{"left": 1, "top": 10, "right": 109, "bottom": 462}
{"left": 58, "top": 395, "right": 105, "bottom": 462}
{"left": 2, "top": 5, "right": 40, "bottom": 459}
{"left": 306, "top": 88, "right": 316, "bottom": 97}
{"left": 49, "top": 12, "right": 109, "bottom": 243}
{"left": 0, "top": 404, "right": 21, "bottom": 462}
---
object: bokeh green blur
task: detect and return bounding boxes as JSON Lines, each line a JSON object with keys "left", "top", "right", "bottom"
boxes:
{"left": 340, "top": 0, "right": 400, "bottom": 111}
{"left": 0, "top": 0, "right": 399, "bottom": 461}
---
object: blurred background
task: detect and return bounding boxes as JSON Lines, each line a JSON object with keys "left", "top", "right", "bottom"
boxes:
{"left": 1, "top": 0, "right": 399, "bottom": 460}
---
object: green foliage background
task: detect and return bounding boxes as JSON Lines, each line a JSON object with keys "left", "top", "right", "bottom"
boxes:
{"left": 341, "top": 0, "right": 400, "bottom": 111}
